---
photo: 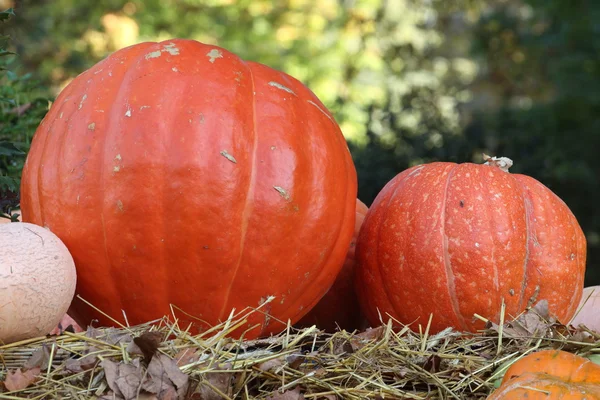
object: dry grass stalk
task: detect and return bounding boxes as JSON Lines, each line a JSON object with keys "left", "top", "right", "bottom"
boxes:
{"left": 0, "top": 298, "right": 598, "bottom": 399}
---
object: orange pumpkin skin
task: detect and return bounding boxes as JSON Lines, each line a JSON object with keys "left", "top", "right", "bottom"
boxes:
{"left": 487, "top": 350, "right": 600, "bottom": 399}
{"left": 297, "top": 199, "right": 369, "bottom": 332}
{"left": 355, "top": 160, "right": 586, "bottom": 333}
{"left": 20, "top": 39, "right": 357, "bottom": 339}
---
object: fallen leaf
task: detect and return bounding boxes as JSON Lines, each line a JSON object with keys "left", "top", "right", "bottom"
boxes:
{"left": 134, "top": 331, "right": 164, "bottom": 362}
{"left": 423, "top": 354, "right": 442, "bottom": 373}
{"left": 65, "top": 354, "right": 99, "bottom": 373}
{"left": 89, "top": 326, "right": 133, "bottom": 346}
{"left": 173, "top": 348, "right": 201, "bottom": 367}
{"left": 488, "top": 300, "right": 556, "bottom": 338}
{"left": 3, "top": 367, "right": 41, "bottom": 392}
{"left": 356, "top": 325, "right": 385, "bottom": 341}
{"left": 101, "top": 359, "right": 149, "bottom": 400}
{"left": 258, "top": 356, "right": 285, "bottom": 371}
{"left": 349, "top": 326, "right": 386, "bottom": 351}
{"left": 286, "top": 353, "right": 305, "bottom": 370}
{"left": 101, "top": 359, "right": 124, "bottom": 398}
{"left": 331, "top": 337, "right": 354, "bottom": 355}
{"left": 49, "top": 314, "right": 84, "bottom": 335}
{"left": 193, "top": 364, "right": 235, "bottom": 400}
{"left": 144, "top": 353, "right": 189, "bottom": 398}
{"left": 24, "top": 344, "right": 51, "bottom": 371}
{"left": 266, "top": 387, "right": 305, "bottom": 400}
{"left": 114, "top": 361, "right": 144, "bottom": 400}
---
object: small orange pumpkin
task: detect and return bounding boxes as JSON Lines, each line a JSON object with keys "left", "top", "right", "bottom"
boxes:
{"left": 487, "top": 350, "right": 600, "bottom": 399}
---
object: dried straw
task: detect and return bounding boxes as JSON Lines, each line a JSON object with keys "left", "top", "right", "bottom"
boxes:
{"left": 1, "top": 297, "right": 598, "bottom": 399}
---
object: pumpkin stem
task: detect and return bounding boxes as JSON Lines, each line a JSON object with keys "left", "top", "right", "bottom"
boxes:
{"left": 482, "top": 154, "right": 513, "bottom": 172}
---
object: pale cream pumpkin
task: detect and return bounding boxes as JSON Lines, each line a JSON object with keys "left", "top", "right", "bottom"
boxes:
{"left": 0, "top": 222, "right": 77, "bottom": 343}
{"left": 570, "top": 285, "right": 600, "bottom": 332}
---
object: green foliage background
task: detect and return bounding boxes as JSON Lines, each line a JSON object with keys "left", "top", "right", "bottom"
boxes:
{"left": 2, "top": 0, "right": 599, "bottom": 284}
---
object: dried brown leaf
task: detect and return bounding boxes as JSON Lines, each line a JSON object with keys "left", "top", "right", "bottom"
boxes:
{"left": 144, "top": 353, "right": 189, "bottom": 399}
{"left": 193, "top": 364, "right": 235, "bottom": 400}
{"left": 97, "top": 391, "right": 123, "bottom": 400}
{"left": 286, "top": 353, "right": 305, "bottom": 370}
{"left": 115, "top": 362, "right": 144, "bottom": 400}
{"left": 101, "top": 359, "right": 124, "bottom": 398}
{"left": 24, "top": 344, "right": 51, "bottom": 371}
{"left": 489, "top": 300, "right": 556, "bottom": 338}
{"left": 348, "top": 325, "right": 386, "bottom": 351}
{"left": 266, "top": 387, "right": 305, "bottom": 400}
{"left": 3, "top": 367, "right": 41, "bottom": 392}
{"left": 331, "top": 337, "right": 354, "bottom": 355}
{"left": 134, "top": 331, "right": 164, "bottom": 362}
{"left": 90, "top": 326, "right": 133, "bottom": 345}
{"left": 173, "top": 348, "right": 201, "bottom": 367}
{"left": 356, "top": 325, "right": 386, "bottom": 341}
{"left": 423, "top": 354, "right": 442, "bottom": 373}
{"left": 101, "top": 359, "right": 149, "bottom": 400}
{"left": 49, "top": 314, "right": 84, "bottom": 335}
{"left": 65, "top": 354, "right": 99, "bottom": 373}
{"left": 258, "top": 356, "right": 285, "bottom": 371}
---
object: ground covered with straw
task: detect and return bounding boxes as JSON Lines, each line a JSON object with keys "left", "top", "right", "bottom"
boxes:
{"left": 1, "top": 299, "right": 599, "bottom": 399}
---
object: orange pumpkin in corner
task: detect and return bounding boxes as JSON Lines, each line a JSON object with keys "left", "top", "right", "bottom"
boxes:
{"left": 487, "top": 350, "right": 600, "bottom": 399}
{"left": 297, "top": 199, "right": 369, "bottom": 332}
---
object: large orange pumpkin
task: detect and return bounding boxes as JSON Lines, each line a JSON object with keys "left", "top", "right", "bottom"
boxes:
{"left": 487, "top": 350, "right": 600, "bottom": 399}
{"left": 355, "top": 156, "right": 586, "bottom": 333}
{"left": 20, "top": 39, "right": 357, "bottom": 339}
{"left": 297, "top": 199, "right": 369, "bottom": 332}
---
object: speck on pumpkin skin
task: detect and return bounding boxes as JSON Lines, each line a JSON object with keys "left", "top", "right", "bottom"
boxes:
{"left": 78, "top": 94, "right": 87, "bottom": 110}
{"left": 206, "top": 49, "right": 223, "bottom": 63}
{"left": 307, "top": 100, "right": 333, "bottom": 121}
{"left": 268, "top": 81, "right": 296, "bottom": 95}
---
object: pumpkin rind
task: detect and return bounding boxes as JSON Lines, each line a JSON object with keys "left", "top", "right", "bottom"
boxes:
{"left": 355, "top": 161, "right": 586, "bottom": 333}
{"left": 0, "top": 222, "right": 77, "bottom": 344}
{"left": 487, "top": 350, "right": 600, "bottom": 399}
{"left": 297, "top": 199, "right": 369, "bottom": 332}
{"left": 20, "top": 39, "right": 357, "bottom": 339}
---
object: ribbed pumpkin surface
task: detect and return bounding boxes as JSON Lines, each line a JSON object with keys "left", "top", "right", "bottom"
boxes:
{"left": 487, "top": 350, "right": 600, "bottom": 399}
{"left": 356, "top": 160, "right": 586, "bottom": 333}
{"left": 20, "top": 39, "right": 357, "bottom": 338}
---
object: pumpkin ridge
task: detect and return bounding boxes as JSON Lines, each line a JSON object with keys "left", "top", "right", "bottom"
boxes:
{"left": 481, "top": 169, "right": 500, "bottom": 302}
{"left": 217, "top": 60, "right": 260, "bottom": 323}
{"left": 515, "top": 178, "right": 532, "bottom": 312}
{"left": 442, "top": 164, "right": 468, "bottom": 331}
{"left": 99, "top": 45, "right": 154, "bottom": 314}
{"left": 562, "top": 189, "right": 585, "bottom": 317}
{"left": 374, "top": 166, "right": 429, "bottom": 323}
{"left": 268, "top": 69, "right": 357, "bottom": 326}
{"left": 36, "top": 83, "right": 79, "bottom": 227}
{"left": 374, "top": 170, "right": 409, "bottom": 322}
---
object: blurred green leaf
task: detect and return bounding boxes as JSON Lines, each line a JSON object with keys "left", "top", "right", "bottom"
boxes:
{"left": 0, "top": 8, "right": 15, "bottom": 22}
{"left": 0, "top": 175, "right": 19, "bottom": 193}
{"left": 0, "top": 142, "right": 24, "bottom": 156}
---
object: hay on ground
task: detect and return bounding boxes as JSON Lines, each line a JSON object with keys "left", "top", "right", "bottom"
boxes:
{"left": 1, "top": 297, "right": 598, "bottom": 399}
